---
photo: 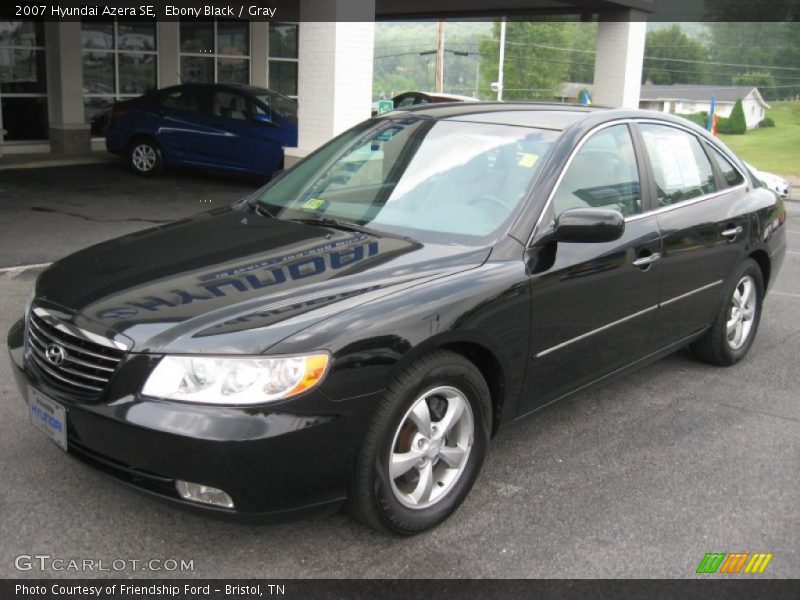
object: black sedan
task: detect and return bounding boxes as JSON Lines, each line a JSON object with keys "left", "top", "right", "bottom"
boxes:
{"left": 7, "top": 104, "right": 786, "bottom": 534}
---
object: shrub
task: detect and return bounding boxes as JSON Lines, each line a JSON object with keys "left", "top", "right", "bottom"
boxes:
{"left": 681, "top": 112, "right": 710, "bottom": 128}
{"left": 758, "top": 116, "right": 776, "bottom": 128}
{"left": 726, "top": 99, "right": 747, "bottom": 134}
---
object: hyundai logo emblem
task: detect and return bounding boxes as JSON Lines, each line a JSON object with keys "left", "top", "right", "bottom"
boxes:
{"left": 45, "top": 343, "right": 67, "bottom": 366}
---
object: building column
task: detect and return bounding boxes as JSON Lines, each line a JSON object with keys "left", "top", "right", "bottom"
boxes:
{"left": 250, "top": 21, "right": 269, "bottom": 87}
{"left": 45, "top": 21, "right": 90, "bottom": 154}
{"left": 592, "top": 12, "right": 647, "bottom": 109}
{"left": 286, "top": 0, "right": 375, "bottom": 162}
{"left": 158, "top": 22, "right": 180, "bottom": 88}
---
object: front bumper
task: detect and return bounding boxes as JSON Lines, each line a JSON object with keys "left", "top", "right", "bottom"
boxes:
{"left": 7, "top": 319, "right": 379, "bottom": 521}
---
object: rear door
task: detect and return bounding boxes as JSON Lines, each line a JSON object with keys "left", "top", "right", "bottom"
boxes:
{"left": 635, "top": 122, "right": 750, "bottom": 346}
{"left": 520, "top": 123, "right": 662, "bottom": 414}
{"left": 208, "top": 89, "right": 285, "bottom": 175}
{"left": 154, "top": 86, "right": 216, "bottom": 164}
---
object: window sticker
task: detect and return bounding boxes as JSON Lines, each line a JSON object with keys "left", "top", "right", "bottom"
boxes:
{"left": 302, "top": 198, "right": 327, "bottom": 211}
{"left": 652, "top": 134, "right": 701, "bottom": 189}
{"left": 518, "top": 153, "right": 539, "bottom": 168}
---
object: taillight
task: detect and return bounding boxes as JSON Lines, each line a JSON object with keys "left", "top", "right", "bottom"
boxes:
{"left": 111, "top": 106, "right": 129, "bottom": 119}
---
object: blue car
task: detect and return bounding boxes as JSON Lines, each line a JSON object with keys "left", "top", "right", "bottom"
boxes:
{"left": 106, "top": 83, "right": 298, "bottom": 179}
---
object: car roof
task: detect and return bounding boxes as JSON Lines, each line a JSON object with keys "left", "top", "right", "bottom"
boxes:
{"left": 376, "top": 102, "right": 718, "bottom": 133}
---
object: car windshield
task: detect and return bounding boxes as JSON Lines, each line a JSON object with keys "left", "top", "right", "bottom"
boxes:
{"left": 252, "top": 117, "right": 560, "bottom": 244}
{"left": 255, "top": 90, "right": 297, "bottom": 125}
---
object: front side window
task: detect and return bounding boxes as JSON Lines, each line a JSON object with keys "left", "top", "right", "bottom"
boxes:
{"left": 253, "top": 118, "right": 561, "bottom": 244}
{"left": 639, "top": 123, "right": 716, "bottom": 206}
{"left": 552, "top": 124, "right": 642, "bottom": 218}
{"left": 213, "top": 91, "right": 249, "bottom": 121}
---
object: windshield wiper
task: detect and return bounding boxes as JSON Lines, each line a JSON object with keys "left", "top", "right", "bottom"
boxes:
{"left": 289, "top": 216, "right": 417, "bottom": 242}
{"left": 250, "top": 202, "right": 276, "bottom": 219}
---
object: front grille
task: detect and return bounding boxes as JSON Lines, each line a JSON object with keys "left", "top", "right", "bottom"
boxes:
{"left": 26, "top": 308, "right": 126, "bottom": 396}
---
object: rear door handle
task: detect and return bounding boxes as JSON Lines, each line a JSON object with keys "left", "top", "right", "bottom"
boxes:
{"left": 721, "top": 225, "right": 743, "bottom": 240}
{"left": 632, "top": 252, "right": 661, "bottom": 268}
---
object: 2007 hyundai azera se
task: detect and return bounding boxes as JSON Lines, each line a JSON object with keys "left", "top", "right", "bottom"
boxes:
{"left": 8, "top": 104, "right": 786, "bottom": 534}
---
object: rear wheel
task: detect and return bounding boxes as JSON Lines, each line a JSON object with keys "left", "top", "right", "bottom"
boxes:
{"left": 690, "top": 258, "right": 764, "bottom": 366}
{"left": 350, "top": 350, "right": 491, "bottom": 534}
{"left": 129, "top": 138, "right": 163, "bottom": 176}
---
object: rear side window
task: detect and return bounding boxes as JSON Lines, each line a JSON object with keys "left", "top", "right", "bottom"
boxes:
{"left": 639, "top": 124, "right": 716, "bottom": 206}
{"left": 708, "top": 146, "right": 745, "bottom": 188}
{"left": 161, "top": 88, "right": 204, "bottom": 113}
{"left": 552, "top": 124, "right": 642, "bottom": 218}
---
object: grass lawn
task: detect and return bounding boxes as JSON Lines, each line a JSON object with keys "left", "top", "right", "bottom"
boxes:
{"left": 718, "top": 101, "right": 800, "bottom": 178}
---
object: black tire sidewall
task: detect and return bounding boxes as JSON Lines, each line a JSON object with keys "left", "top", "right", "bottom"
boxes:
{"left": 370, "top": 358, "right": 491, "bottom": 534}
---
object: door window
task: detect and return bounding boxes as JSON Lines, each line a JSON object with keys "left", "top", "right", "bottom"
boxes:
{"left": 707, "top": 146, "right": 745, "bottom": 188}
{"left": 639, "top": 124, "right": 716, "bottom": 206}
{"left": 213, "top": 91, "right": 250, "bottom": 121}
{"left": 161, "top": 88, "right": 204, "bottom": 113}
{"left": 552, "top": 124, "right": 642, "bottom": 218}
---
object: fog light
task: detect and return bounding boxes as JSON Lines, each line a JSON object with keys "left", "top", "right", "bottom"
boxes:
{"left": 175, "top": 480, "right": 234, "bottom": 509}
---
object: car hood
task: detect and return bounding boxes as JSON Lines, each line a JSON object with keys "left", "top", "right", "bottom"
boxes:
{"left": 34, "top": 207, "right": 490, "bottom": 354}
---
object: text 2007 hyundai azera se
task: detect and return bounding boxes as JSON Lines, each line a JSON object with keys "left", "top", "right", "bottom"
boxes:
{"left": 7, "top": 104, "right": 786, "bottom": 534}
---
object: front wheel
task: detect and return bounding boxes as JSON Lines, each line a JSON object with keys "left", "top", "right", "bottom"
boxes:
{"left": 690, "top": 258, "right": 764, "bottom": 366}
{"left": 129, "top": 138, "right": 163, "bottom": 176}
{"left": 350, "top": 350, "right": 492, "bottom": 534}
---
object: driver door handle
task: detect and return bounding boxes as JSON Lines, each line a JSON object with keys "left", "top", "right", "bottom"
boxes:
{"left": 632, "top": 252, "right": 661, "bottom": 268}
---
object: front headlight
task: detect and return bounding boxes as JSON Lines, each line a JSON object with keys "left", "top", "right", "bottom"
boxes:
{"left": 141, "top": 353, "right": 330, "bottom": 405}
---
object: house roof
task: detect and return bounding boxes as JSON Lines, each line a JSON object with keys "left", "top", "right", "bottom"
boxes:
{"left": 639, "top": 84, "right": 770, "bottom": 108}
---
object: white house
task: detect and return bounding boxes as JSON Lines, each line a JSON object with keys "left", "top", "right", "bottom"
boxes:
{"left": 638, "top": 84, "right": 771, "bottom": 129}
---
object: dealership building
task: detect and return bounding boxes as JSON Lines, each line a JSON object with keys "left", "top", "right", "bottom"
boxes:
{"left": 0, "top": 0, "right": 651, "bottom": 160}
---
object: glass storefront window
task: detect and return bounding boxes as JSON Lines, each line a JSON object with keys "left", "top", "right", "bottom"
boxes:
{"left": 119, "top": 53, "right": 156, "bottom": 94}
{"left": 269, "top": 23, "right": 297, "bottom": 59}
{"left": 0, "top": 48, "right": 46, "bottom": 93}
{"left": 118, "top": 22, "right": 156, "bottom": 52}
{"left": 82, "top": 52, "right": 115, "bottom": 94}
{"left": 268, "top": 60, "right": 298, "bottom": 97}
{"left": 2, "top": 96, "right": 48, "bottom": 140}
{"left": 180, "top": 56, "right": 214, "bottom": 84}
{"left": 1, "top": 20, "right": 48, "bottom": 142}
{"left": 180, "top": 21, "right": 214, "bottom": 54}
{"left": 81, "top": 20, "right": 158, "bottom": 135}
{"left": 217, "top": 21, "right": 249, "bottom": 55}
{"left": 179, "top": 21, "right": 251, "bottom": 84}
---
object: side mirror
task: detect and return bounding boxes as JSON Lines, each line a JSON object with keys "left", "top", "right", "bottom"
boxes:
{"left": 554, "top": 207, "right": 625, "bottom": 244}
{"left": 253, "top": 113, "right": 272, "bottom": 126}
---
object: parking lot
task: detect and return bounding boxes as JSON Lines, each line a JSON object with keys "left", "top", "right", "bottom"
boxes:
{"left": 0, "top": 162, "right": 798, "bottom": 578}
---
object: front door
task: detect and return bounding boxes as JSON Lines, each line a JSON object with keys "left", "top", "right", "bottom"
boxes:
{"left": 520, "top": 123, "right": 662, "bottom": 415}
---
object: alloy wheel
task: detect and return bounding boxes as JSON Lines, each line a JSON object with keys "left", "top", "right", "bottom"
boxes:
{"left": 727, "top": 274, "right": 757, "bottom": 350}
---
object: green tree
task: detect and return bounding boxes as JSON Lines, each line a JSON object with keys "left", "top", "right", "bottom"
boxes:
{"left": 708, "top": 22, "right": 800, "bottom": 100}
{"left": 733, "top": 71, "right": 777, "bottom": 90}
{"left": 479, "top": 20, "right": 570, "bottom": 100}
{"left": 643, "top": 25, "right": 707, "bottom": 85}
{"left": 727, "top": 99, "right": 748, "bottom": 134}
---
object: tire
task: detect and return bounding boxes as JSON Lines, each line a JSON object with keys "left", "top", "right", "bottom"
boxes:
{"left": 350, "top": 350, "right": 492, "bottom": 535}
{"left": 128, "top": 138, "right": 163, "bottom": 177}
{"left": 690, "top": 258, "right": 764, "bottom": 366}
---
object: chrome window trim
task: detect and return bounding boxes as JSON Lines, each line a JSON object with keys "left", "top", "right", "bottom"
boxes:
{"left": 534, "top": 279, "right": 724, "bottom": 358}
{"left": 31, "top": 307, "right": 130, "bottom": 351}
{"left": 527, "top": 117, "right": 751, "bottom": 245}
{"left": 624, "top": 182, "right": 747, "bottom": 223}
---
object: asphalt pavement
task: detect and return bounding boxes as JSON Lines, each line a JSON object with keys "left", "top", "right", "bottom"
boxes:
{"left": 0, "top": 164, "right": 798, "bottom": 578}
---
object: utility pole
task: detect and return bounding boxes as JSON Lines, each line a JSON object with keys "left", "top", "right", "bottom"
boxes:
{"left": 435, "top": 20, "right": 445, "bottom": 93}
{"left": 497, "top": 18, "right": 506, "bottom": 101}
